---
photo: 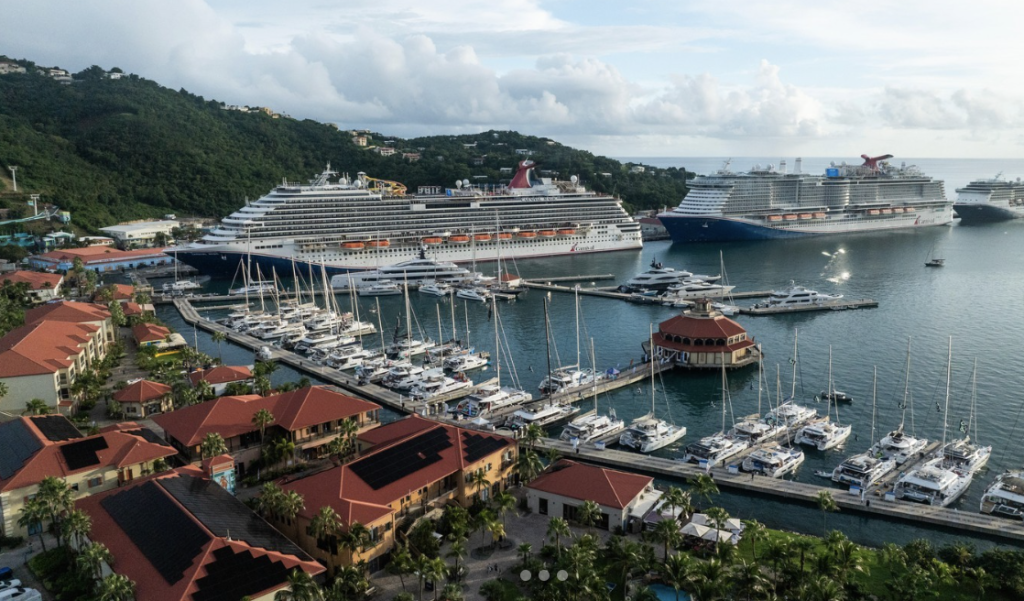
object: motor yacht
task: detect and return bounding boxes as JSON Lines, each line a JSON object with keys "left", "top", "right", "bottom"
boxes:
{"left": 381, "top": 363, "right": 426, "bottom": 391}
{"left": 618, "top": 414, "right": 686, "bottom": 453}
{"left": 357, "top": 281, "right": 402, "bottom": 296}
{"left": 559, "top": 409, "right": 625, "bottom": 444}
{"left": 538, "top": 367, "right": 599, "bottom": 395}
{"left": 330, "top": 251, "right": 478, "bottom": 289}
{"left": 500, "top": 403, "right": 580, "bottom": 432}
{"left": 455, "top": 287, "right": 491, "bottom": 302}
{"left": 660, "top": 282, "right": 736, "bottom": 301}
{"left": 454, "top": 384, "right": 533, "bottom": 417}
{"left": 419, "top": 281, "right": 454, "bottom": 297}
{"left": 831, "top": 453, "right": 897, "bottom": 489}
{"left": 754, "top": 284, "right": 842, "bottom": 309}
{"left": 794, "top": 417, "right": 853, "bottom": 451}
{"left": 894, "top": 457, "right": 972, "bottom": 507}
{"left": 681, "top": 434, "right": 748, "bottom": 467}
{"left": 623, "top": 258, "right": 720, "bottom": 292}
{"left": 443, "top": 352, "right": 489, "bottom": 372}
{"left": 408, "top": 370, "right": 472, "bottom": 401}
{"left": 980, "top": 471, "right": 1024, "bottom": 518}
{"left": 742, "top": 445, "right": 805, "bottom": 478}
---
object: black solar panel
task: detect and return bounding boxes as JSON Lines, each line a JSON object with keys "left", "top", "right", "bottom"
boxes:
{"left": 159, "top": 474, "right": 308, "bottom": 558}
{"left": 100, "top": 481, "right": 211, "bottom": 584}
{"left": 0, "top": 420, "right": 43, "bottom": 480}
{"left": 122, "top": 428, "right": 169, "bottom": 446}
{"left": 31, "top": 416, "right": 82, "bottom": 442}
{"left": 462, "top": 431, "right": 509, "bottom": 463}
{"left": 192, "top": 546, "right": 293, "bottom": 601}
{"left": 350, "top": 427, "right": 453, "bottom": 490}
{"left": 59, "top": 437, "right": 109, "bottom": 471}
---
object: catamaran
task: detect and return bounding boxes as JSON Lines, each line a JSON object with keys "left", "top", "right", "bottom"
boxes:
{"left": 619, "top": 326, "right": 687, "bottom": 453}
{"left": 682, "top": 355, "right": 749, "bottom": 466}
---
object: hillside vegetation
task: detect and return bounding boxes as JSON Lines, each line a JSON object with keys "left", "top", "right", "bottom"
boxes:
{"left": 0, "top": 57, "right": 690, "bottom": 231}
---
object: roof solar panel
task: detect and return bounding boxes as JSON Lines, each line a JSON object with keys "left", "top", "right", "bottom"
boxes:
{"left": 122, "top": 427, "right": 169, "bottom": 446}
{"left": 59, "top": 437, "right": 109, "bottom": 471}
{"left": 158, "top": 474, "right": 308, "bottom": 558}
{"left": 192, "top": 546, "right": 292, "bottom": 601}
{"left": 31, "top": 416, "right": 82, "bottom": 442}
{"left": 462, "top": 431, "right": 509, "bottom": 463}
{"left": 350, "top": 427, "right": 453, "bottom": 490}
{"left": 0, "top": 420, "right": 44, "bottom": 480}
{"left": 100, "top": 481, "right": 211, "bottom": 584}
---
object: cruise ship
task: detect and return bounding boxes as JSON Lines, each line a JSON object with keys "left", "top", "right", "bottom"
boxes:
{"left": 172, "top": 161, "right": 642, "bottom": 276}
{"left": 658, "top": 155, "right": 953, "bottom": 242}
{"left": 953, "top": 175, "right": 1024, "bottom": 223}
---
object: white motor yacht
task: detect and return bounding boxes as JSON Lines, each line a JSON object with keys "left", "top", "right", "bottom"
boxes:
{"left": 681, "top": 434, "right": 748, "bottom": 467}
{"left": 419, "top": 281, "right": 454, "bottom": 297}
{"left": 618, "top": 414, "right": 686, "bottom": 453}
{"left": 229, "top": 280, "right": 276, "bottom": 296}
{"left": 623, "top": 258, "right": 720, "bottom": 292}
{"left": 357, "top": 281, "right": 402, "bottom": 296}
{"left": 794, "top": 418, "right": 853, "bottom": 451}
{"left": 831, "top": 453, "right": 897, "bottom": 489}
{"left": 980, "top": 471, "right": 1024, "bottom": 518}
{"left": 408, "top": 370, "right": 472, "bottom": 401}
{"left": 938, "top": 437, "right": 991, "bottom": 475}
{"left": 325, "top": 346, "right": 381, "bottom": 370}
{"left": 538, "top": 367, "right": 599, "bottom": 395}
{"left": 661, "top": 282, "right": 736, "bottom": 301}
{"left": 330, "top": 251, "right": 478, "bottom": 289}
{"left": 755, "top": 284, "right": 842, "bottom": 309}
{"left": 765, "top": 401, "right": 818, "bottom": 429}
{"left": 455, "top": 287, "right": 491, "bottom": 302}
{"left": 560, "top": 409, "right": 625, "bottom": 444}
{"left": 163, "top": 279, "right": 202, "bottom": 293}
{"left": 742, "top": 445, "right": 805, "bottom": 478}
{"left": 294, "top": 332, "right": 344, "bottom": 353}
{"left": 444, "top": 353, "right": 489, "bottom": 372}
{"left": 501, "top": 403, "right": 580, "bottom": 432}
{"left": 381, "top": 363, "right": 426, "bottom": 391}
{"left": 338, "top": 319, "right": 377, "bottom": 337}
{"left": 384, "top": 336, "right": 435, "bottom": 359}
{"left": 729, "top": 416, "right": 785, "bottom": 444}
{"left": 894, "top": 457, "right": 972, "bottom": 507}
{"left": 454, "top": 384, "right": 532, "bottom": 417}
{"left": 868, "top": 429, "right": 928, "bottom": 465}
{"left": 355, "top": 357, "right": 397, "bottom": 383}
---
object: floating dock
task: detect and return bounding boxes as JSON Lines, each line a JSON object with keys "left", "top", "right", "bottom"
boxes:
{"left": 739, "top": 299, "right": 878, "bottom": 315}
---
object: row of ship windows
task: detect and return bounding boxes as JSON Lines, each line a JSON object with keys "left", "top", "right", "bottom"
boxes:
{"left": 295, "top": 235, "right": 627, "bottom": 256}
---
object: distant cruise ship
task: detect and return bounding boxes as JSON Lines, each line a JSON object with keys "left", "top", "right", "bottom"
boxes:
{"left": 953, "top": 174, "right": 1024, "bottom": 223}
{"left": 172, "top": 161, "right": 642, "bottom": 276}
{"left": 658, "top": 155, "right": 953, "bottom": 242}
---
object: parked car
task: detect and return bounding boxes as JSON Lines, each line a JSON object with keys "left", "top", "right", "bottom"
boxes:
{"left": 0, "top": 572, "right": 10, "bottom": 584}
{"left": 0, "top": 588, "right": 42, "bottom": 601}
{"left": 0, "top": 581, "right": 21, "bottom": 592}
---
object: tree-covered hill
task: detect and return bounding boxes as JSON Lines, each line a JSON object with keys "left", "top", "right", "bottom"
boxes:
{"left": 0, "top": 57, "right": 689, "bottom": 231}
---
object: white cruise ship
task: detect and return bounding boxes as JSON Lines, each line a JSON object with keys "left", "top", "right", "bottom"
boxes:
{"left": 953, "top": 175, "right": 1024, "bottom": 223}
{"left": 173, "top": 161, "right": 642, "bottom": 275}
{"left": 659, "top": 155, "right": 953, "bottom": 242}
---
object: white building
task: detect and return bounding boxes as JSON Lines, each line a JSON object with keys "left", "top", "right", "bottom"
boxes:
{"left": 526, "top": 460, "right": 660, "bottom": 532}
{"left": 99, "top": 220, "right": 179, "bottom": 249}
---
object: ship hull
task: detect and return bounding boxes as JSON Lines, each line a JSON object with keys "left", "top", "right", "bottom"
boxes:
{"left": 659, "top": 208, "right": 953, "bottom": 243}
{"left": 953, "top": 203, "right": 1024, "bottom": 223}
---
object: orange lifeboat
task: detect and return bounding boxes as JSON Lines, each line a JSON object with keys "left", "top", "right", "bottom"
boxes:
{"left": 539, "top": 230, "right": 557, "bottom": 237}
{"left": 557, "top": 228, "right": 576, "bottom": 235}
{"left": 368, "top": 240, "right": 390, "bottom": 248}
{"left": 783, "top": 215, "right": 798, "bottom": 221}
{"left": 422, "top": 237, "right": 443, "bottom": 245}
{"left": 519, "top": 231, "right": 538, "bottom": 238}
{"left": 904, "top": 207, "right": 916, "bottom": 214}
{"left": 497, "top": 233, "right": 513, "bottom": 240}
{"left": 342, "top": 242, "right": 365, "bottom": 250}
{"left": 813, "top": 212, "right": 826, "bottom": 219}
{"left": 881, "top": 208, "right": 892, "bottom": 215}
{"left": 893, "top": 208, "right": 904, "bottom": 214}
{"left": 799, "top": 213, "right": 812, "bottom": 220}
{"left": 474, "top": 234, "right": 492, "bottom": 242}
{"left": 868, "top": 209, "right": 880, "bottom": 216}
{"left": 450, "top": 235, "right": 470, "bottom": 243}
{"left": 767, "top": 215, "right": 783, "bottom": 222}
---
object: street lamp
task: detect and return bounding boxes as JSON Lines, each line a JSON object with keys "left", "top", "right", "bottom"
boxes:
{"left": 7, "top": 166, "right": 17, "bottom": 192}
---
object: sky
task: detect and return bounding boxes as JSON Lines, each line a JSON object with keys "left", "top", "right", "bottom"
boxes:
{"left": 2, "top": 0, "right": 1023, "bottom": 159}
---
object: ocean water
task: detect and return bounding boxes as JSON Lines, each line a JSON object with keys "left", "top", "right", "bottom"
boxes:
{"left": 151, "top": 161, "right": 1024, "bottom": 550}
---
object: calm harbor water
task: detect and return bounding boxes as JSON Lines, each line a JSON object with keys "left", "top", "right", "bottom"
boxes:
{"left": 151, "top": 216, "right": 1024, "bottom": 550}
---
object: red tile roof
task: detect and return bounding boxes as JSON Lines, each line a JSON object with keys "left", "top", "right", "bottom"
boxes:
{"left": 1, "top": 270, "right": 63, "bottom": 290}
{"left": 114, "top": 380, "right": 172, "bottom": 403}
{"left": 121, "top": 301, "right": 146, "bottom": 317}
{"left": 152, "top": 386, "right": 380, "bottom": 447}
{"left": 25, "top": 300, "right": 110, "bottom": 325}
{"left": 188, "top": 365, "right": 253, "bottom": 386}
{"left": 36, "top": 246, "right": 172, "bottom": 266}
{"left": 133, "top": 323, "right": 171, "bottom": 343}
{"left": 93, "top": 283, "right": 135, "bottom": 301}
{"left": 284, "top": 415, "right": 513, "bottom": 519}
{"left": 357, "top": 414, "right": 437, "bottom": 448}
{"left": 77, "top": 467, "right": 324, "bottom": 601}
{"left": 0, "top": 418, "right": 177, "bottom": 493}
{"left": 0, "top": 321, "right": 100, "bottom": 377}
{"left": 527, "top": 460, "right": 653, "bottom": 510}
{"left": 654, "top": 306, "right": 755, "bottom": 354}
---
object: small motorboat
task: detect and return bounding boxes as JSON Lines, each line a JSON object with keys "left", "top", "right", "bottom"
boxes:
{"left": 925, "top": 258, "right": 945, "bottom": 267}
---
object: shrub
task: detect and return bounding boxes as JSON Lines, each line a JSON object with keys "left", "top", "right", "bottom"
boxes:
{"left": 29, "top": 547, "right": 71, "bottom": 580}
{"left": 479, "top": 579, "right": 523, "bottom": 601}
{"left": 0, "top": 534, "right": 24, "bottom": 550}
{"left": 393, "top": 593, "right": 415, "bottom": 601}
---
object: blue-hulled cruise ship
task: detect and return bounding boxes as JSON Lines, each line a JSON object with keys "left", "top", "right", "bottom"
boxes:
{"left": 658, "top": 155, "right": 953, "bottom": 243}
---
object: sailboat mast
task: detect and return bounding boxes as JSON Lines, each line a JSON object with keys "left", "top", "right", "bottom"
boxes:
{"left": 969, "top": 358, "right": 978, "bottom": 441}
{"left": 450, "top": 297, "right": 457, "bottom": 344}
{"left": 544, "top": 298, "right": 552, "bottom": 395}
{"left": 575, "top": 286, "right": 580, "bottom": 368}
{"left": 720, "top": 353, "right": 727, "bottom": 433}
{"left": 436, "top": 305, "right": 443, "bottom": 347}
{"left": 464, "top": 301, "right": 470, "bottom": 349}
{"left": 493, "top": 295, "right": 500, "bottom": 386}
{"left": 790, "top": 329, "right": 799, "bottom": 401}
{"left": 756, "top": 344, "right": 763, "bottom": 414}
{"left": 871, "top": 365, "right": 877, "bottom": 444}
{"left": 650, "top": 323, "right": 656, "bottom": 416}
{"left": 375, "top": 298, "right": 385, "bottom": 349}
{"left": 404, "top": 283, "right": 412, "bottom": 344}
{"left": 941, "top": 336, "right": 952, "bottom": 450}
{"left": 590, "top": 337, "right": 598, "bottom": 413}
{"left": 901, "top": 337, "right": 913, "bottom": 434}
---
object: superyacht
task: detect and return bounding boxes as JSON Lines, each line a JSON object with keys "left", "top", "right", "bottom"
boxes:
{"left": 173, "top": 161, "right": 642, "bottom": 275}
{"left": 659, "top": 155, "right": 952, "bottom": 242}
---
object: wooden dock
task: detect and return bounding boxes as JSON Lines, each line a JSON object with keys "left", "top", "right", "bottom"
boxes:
{"left": 532, "top": 437, "right": 1024, "bottom": 543}
{"left": 521, "top": 280, "right": 773, "bottom": 305}
{"left": 739, "top": 299, "right": 879, "bottom": 315}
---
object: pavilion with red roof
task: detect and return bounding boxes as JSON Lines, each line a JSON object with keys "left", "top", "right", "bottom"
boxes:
{"left": 113, "top": 379, "right": 173, "bottom": 418}
{"left": 646, "top": 298, "right": 762, "bottom": 369}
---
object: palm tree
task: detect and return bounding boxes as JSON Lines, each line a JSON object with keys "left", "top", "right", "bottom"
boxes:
{"left": 339, "top": 417, "right": 360, "bottom": 457}
{"left": 815, "top": 489, "right": 838, "bottom": 537}
{"left": 663, "top": 552, "right": 692, "bottom": 601}
{"left": 690, "top": 473, "right": 719, "bottom": 508}
{"left": 387, "top": 543, "right": 414, "bottom": 591}
{"left": 731, "top": 560, "right": 769, "bottom": 601}
{"left": 211, "top": 330, "right": 227, "bottom": 361}
{"left": 439, "top": 583, "right": 463, "bottom": 601}
{"left": 200, "top": 432, "right": 228, "bottom": 459}
{"left": 517, "top": 542, "right": 532, "bottom": 566}
{"left": 326, "top": 565, "right": 368, "bottom": 601}
{"left": 831, "top": 539, "right": 866, "bottom": 584}
{"left": 61, "top": 508, "right": 92, "bottom": 551}
{"left": 275, "top": 568, "right": 323, "bottom": 601}
{"left": 547, "top": 517, "right": 572, "bottom": 558}
{"left": 195, "top": 379, "right": 215, "bottom": 402}
{"left": 77, "top": 542, "right": 113, "bottom": 582}
{"left": 575, "top": 499, "right": 602, "bottom": 532}
{"left": 17, "top": 498, "right": 49, "bottom": 551}
{"left": 647, "top": 517, "right": 683, "bottom": 562}
{"left": 38, "top": 476, "right": 74, "bottom": 546}
{"left": 799, "top": 575, "right": 846, "bottom": 601}
{"left": 446, "top": 535, "right": 468, "bottom": 574}
{"left": 423, "top": 557, "right": 447, "bottom": 601}
{"left": 516, "top": 449, "right": 543, "bottom": 483}
{"left": 341, "top": 522, "right": 371, "bottom": 560}
{"left": 270, "top": 436, "right": 297, "bottom": 469}
{"left": 255, "top": 359, "right": 280, "bottom": 378}
{"left": 256, "top": 482, "right": 285, "bottom": 520}
{"left": 492, "top": 490, "right": 516, "bottom": 528}
{"left": 792, "top": 536, "right": 817, "bottom": 575}
{"left": 255, "top": 374, "right": 273, "bottom": 395}
{"left": 485, "top": 517, "right": 505, "bottom": 547}
{"left": 467, "top": 469, "right": 491, "bottom": 501}
{"left": 704, "top": 506, "right": 731, "bottom": 532}
{"left": 879, "top": 541, "right": 907, "bottom": 577}
{"left": 607, "top": 537, "right": 652, "bottom": 592}
{"left": 688, "top": 557, "right": 730, "bottom": 601}
{"left": 310, "top": 506, "right": 340, "bottom": 556}
{"left": 252, "top": 408, "right": 275, "bottom": 448}
{"left": 0, "top": 381, "right": 8, "bottom": 406}
{"left": 762, "top": 538, "right": 794, "bottom": 594}
{"left": 522, "top": 423, "right": 543, "bottom": 450}
{"left": 744, "top": 519, "right": 767, "bottom": 561}
{"left": 415, "top": 555, "right": 432, "bottom": 601}
{"left": 96, "top": 573, "right": 136, "bottom": 601}
{"left": 23, "top": 397, "right": 51, "bottom": 415}
{"left": 660, "top": 486, "right": 692, "bottom": 521}
{"left": 280, "top": 490, "right": 305, "bottom": 524}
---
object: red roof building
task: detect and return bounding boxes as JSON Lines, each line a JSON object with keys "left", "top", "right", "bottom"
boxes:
{"left": 152, "top": 386, "right": 382, "bottom": 474}
{"left": 77, "top": 466, "right": 324, "bottom": 601}
{"left": 113, "top": 379, "right": 174, "bottom": 418}
{"left": 274, "top": 415, "right": 517, "bottom": 573}
{"left": 93, "top": 283, "right": 136, "bottom": 301}
{"left": 0, "top": 415, "right": 177, "bottom": 538}
{"left": 188, "top": 365, "right": 254, "bottom": 388}
{"left": 527, "top": 459, "right": 656, "bottom": 531}
{"left": 28, "top": 245, "right": 174, "bottom": 273}
{"left": 648, "top": 298, "right": 761, "bottom": 369}
{"left": 133, "top": 322, "right": 171, "bottom": 344}
{"left": 1, "top": 270, "right": 64, "bottom": 301}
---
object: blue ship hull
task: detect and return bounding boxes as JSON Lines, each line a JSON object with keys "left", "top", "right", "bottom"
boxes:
{"left": 658, "top": 214, "right": 811, "bottom": 242}
{"left": 953, "top": 203, "right": 1022, "bottom": 224}
{"left": 171, "top": 249, "right": 359, "bottom": 278}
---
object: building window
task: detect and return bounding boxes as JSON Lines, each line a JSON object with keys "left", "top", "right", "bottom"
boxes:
{"left": 539, "top": 498, "right": 548, "bottom": 515}
{"left": 87, "top": 477, "right": 103, "bottom": 488}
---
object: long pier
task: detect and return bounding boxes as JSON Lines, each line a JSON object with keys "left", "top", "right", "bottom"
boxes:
{"left": 740, "top": 299, "right": 879, "bottom": 315}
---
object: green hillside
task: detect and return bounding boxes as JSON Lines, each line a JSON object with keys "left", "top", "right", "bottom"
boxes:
{"left": 0, "top": 57, "right": 689, "bottom": 231}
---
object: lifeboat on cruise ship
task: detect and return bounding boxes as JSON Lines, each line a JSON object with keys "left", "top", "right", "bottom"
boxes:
{"left": 497, "top": 233, "right": 513, "bottom": 240}
{"left": 519, "top": 231, "right": 538, "bottom": 238}
{"left": 881, "top": 208, "right": 892, "bottom": 215}
{"left": 868, "top": 209, "right": 880, "bottom": 216}
{"left": 342, "top": 242, "right": 365, "bottom": 250}
{"left": 368, "top": 240, "right": 390, "bottom": 248}
{"left": 783, "top": 215, "right": 798, "bottom": 221}
{"left": 450, "top": 235, "right": 470, "bottom": 243}
{"left": 904, "top": 207, "right": 916, "bottom": 214}
{"left": 557, "top": 228, "right": 577, "bottom": 235}
{"left": 767, "top": 215, "right": 783, "bottom": 222}
{"left": 893, "top": 208, "right": 904, "bottom": 213}
{"left": 813, "top": 212, "right": 826, "bottom": 219}
{"left": 474, "top": 234, "right": 492, "bottom": 242}
{"left": 422, "top": 237, "right": 443, "bottom": 245}
{"left": 799, "top": 213, "right": 812, "bottom": 220}
{"left": 539, "top": 230, "right": 557, "bottom": 237}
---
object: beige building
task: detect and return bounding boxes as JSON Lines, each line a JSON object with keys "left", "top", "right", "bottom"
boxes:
{"left": 0, "top": 417, "right": 176, "bottom": 539}
{"left": 0, "top": 271, "right": 64, "bottom": 302}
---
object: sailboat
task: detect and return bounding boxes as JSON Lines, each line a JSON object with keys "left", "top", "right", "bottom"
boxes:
{"left": 764, "top": 329, "right": 818, "bottom": 429}
{"left": 383, "top": 283, "right": 435, "bottom": 358}
{"left": 867, "top": 338, "right": 928, "bottom": 464}
{"left": 794, "top": 346, "right": 853, "bottom": 451}
{"left": 560, "top": 339, "right": 626, "bottom": 445}
{"left": 162, "top": 249, "right": 203, "bottom": 294}
{"left": 681, "top": 354, "right": 749, "bottom": 466}
{"left": 537, "top": 289, "right": 598, "bottom": 395}
{"left": 832, "top": 366, "right": 897, "bottom": 488}
{"left": 729, "top": 348, "right": 786, "bottom": 443}
{"left": 710, "top": 251, "right": 740, "bottom": 315}
{"left": 618, "top": 326, "right": 687, "bottom": 453}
